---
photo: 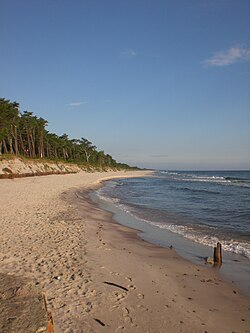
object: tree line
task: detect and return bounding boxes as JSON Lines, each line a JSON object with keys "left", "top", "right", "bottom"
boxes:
{"left": 0, "top": 98, "right": 135, "bottom": 169}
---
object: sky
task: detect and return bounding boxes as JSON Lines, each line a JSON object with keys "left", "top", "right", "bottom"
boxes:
{"left": 1, "top": 0, "right": 250, "bottom": 170}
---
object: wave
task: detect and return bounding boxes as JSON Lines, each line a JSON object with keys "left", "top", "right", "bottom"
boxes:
{"left": 160, "top": 171, "right": 179, "bottom": 175}
{"left": 186, "top": 176, "right": 231, "bottom": 184}
{"left": 147, "top": 221, "right": 250, "bottom": 258}
{"left": 179, "top": 187, "right": 220, "bottom": 195}
{"left": 98, "top": 194, "right": 250, "bottom": 259}
{"left": 185, "top": 177, "right": 250, "bottom": 188}
{"left": 96, "top": 173, "right": 250, "bottom": 259}
{"left": 96, "top": 189, "right": 120, "bottom": 204}
{"left": 107, "top": 180, "right": 123, "bottom": 187}
{"left": 225, "top": 176, "right": 249, "bottom": 182}
{"left": 159, "top": 171, "right": 250, "bottom": 187}
{"left": 225, "top": 177, "right": 250, "bottom": 187}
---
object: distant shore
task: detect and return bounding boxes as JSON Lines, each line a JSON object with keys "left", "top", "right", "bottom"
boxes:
{"left": 0, "top": 170, "right": 249, "bottom": 332}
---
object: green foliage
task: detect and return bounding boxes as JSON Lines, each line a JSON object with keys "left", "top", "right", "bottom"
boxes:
{"left": 0, "top": 98, "right": 135, "bottom": 170}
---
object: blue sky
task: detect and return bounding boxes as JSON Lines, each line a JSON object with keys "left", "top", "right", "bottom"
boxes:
{"left": 1, "top": 0, "right": 250, "bottom": 170}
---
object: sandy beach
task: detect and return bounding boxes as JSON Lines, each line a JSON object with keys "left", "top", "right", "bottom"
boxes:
{"left": 1, "top": 170, "right": 250, "bottom": 333}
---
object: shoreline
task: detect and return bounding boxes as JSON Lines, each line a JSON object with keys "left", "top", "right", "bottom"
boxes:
{"left": 0, "top": 171, "right": 249, "bottom": 332}
{"left": 91, "top": 179, "right": 250, "bottom": 297}
{"left": 74, "top": 184, "right": 250, "bottom": 332}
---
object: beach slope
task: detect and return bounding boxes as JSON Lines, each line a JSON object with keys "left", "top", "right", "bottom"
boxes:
{"left": 0, "top": 170, "right": 249, "bottom": 333}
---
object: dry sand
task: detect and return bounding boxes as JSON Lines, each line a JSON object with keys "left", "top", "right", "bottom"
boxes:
{"left": 0, "top": 170, "right": 249, "bottom": 333}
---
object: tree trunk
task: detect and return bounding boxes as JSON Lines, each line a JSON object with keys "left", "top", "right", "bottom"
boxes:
{"left": 30, "top": 130, "right": 36, "bottom": 157}
{"left": 38, "top": 128, "right": 44, "bottom": 158}
{"left": 25, "top": 126, "right": 32, "bottom": 157}
{"left": 3, "top": 139, "right": 8, "bottom": 154}
{"left": 19, "top": 134, "right": 27, "bottom": 156}
{"left": 84, "top": 150, "right": 91, "bottom": 163}
{"left": 62, "top": 148, "right": 68, "bottom": 160}
{"left": 13, "top": 125, "right": 19, "bottom": 155}
{"left": 7, "top": 133, "right": 13, "bottom": 154}
{"left": 41, "top": 132, "right": 44, "bottom": 158}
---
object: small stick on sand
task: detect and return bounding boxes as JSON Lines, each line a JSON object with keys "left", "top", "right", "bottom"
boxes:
{"left": 43, "top": 294, "right": 55, "bottom": 333}
{"left": 104, "top": 281, "right": 129, "bottom": 292}
{"left": 94, "top": 318, "right": 106, "bottom": 326}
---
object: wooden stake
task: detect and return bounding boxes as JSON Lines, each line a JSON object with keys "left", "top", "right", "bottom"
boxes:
{"left": 43, "top": 294, "right": 55, "bottom": 333}
{"left": 213, "top": 242, "right": 222, "bottom": 267}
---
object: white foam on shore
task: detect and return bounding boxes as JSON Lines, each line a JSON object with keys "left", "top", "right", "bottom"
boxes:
{"left": 140, "top": 215, "right": 250, "bottom": 258}
{"left": 96, "top": 188, "right": 121, "bottom": 204}
{"left": 147, "top": 221, "right": 250, "bottom": 259}
{"left": 95, "top": 174, "right": 250, "bottom": 260}
{"left": 96, "top": 189, "right": 250, "bottom": 259}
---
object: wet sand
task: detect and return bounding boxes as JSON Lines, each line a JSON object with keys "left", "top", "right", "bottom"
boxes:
{"left": 0, "top": 170, "right": 249, "bottom": 332}
{"left": 91, "top": 188, "right": 250, "bottom": 298}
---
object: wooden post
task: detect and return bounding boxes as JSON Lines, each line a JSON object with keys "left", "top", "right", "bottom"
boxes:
{"left": 43, "top": 294, "right": 55, "bottom": 333}
{"left": 213, "top": 242, "right": 222, "bottom": 267}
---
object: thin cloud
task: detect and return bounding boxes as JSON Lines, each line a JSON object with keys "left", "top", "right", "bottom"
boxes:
{"left": 120, "top": 49, "right": 137, "bottom": 59}
{"left": 203, "top": 45, "right": 250, "bottom": 67}
{"left": 68, "top": 101, "right": 88, "bottom": 107}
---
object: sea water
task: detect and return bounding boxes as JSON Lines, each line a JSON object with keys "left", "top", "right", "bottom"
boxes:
{"left": 92, "top": 170, "right": 250, "bottom": 294}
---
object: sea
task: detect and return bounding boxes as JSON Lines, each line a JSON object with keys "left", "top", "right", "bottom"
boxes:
{"left": 91, "top": 170, "right": 250, "bottom": 295}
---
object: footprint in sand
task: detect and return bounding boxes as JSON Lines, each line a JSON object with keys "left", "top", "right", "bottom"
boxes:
{"left": 115, "top": 326, "right": 125, "bottom": 332}
{"left": 122, "top": 307, "right": 137, "bottom": 327}
{"left": 136, "top": 304, "right": 149, "bottom": 313}
{"left": 110, "top": 291, "right": 127, "bottom": 303}
{"left": 110, "top": 271, "right": 120, "bottom": 276}
{"left": 110, "top": 304, "right": 119, "bottom": 312}
{"left": 128, "top": 285, "right": 136, "bottom": 290}
{"left": 125, "top": 276, "right": 132, "bottom": 282}
{"left": 137, "top": 293, "right": 144, "bottom": 300}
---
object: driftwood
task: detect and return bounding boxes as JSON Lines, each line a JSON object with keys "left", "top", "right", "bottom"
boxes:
{"left": 94, "top": 318, "right": 106, "bottom": 326}
{"left": 104, "top": 281, "right": 129, "bottom": 292}
{"left": 213, "top": 242, "right": 222, "bottom": 267}
{"left": 43, "top": 294, "right": 55, "bottom": 333}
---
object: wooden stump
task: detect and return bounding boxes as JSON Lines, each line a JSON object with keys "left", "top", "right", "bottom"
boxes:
{"left": 213, "top": 242, "right": 222, "bottom": 267}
